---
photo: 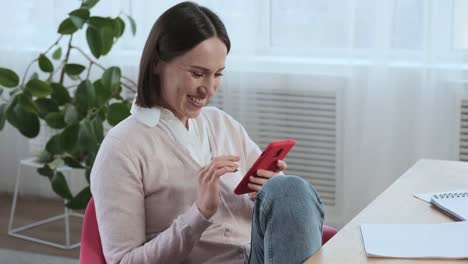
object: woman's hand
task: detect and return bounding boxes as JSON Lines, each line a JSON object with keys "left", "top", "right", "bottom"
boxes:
{"left": 248, "top": 160, "right": 287, "bottom": 199}
{"left": 196, "top": 155, "right": 240, "bottom": 219}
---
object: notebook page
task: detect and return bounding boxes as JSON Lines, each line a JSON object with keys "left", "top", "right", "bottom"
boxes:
{"left": 431, "top": 193, "right": 468, "bottom": 221}
{"left": 414, "top": 189, "right": 468, "bottom": 203}
{"left": 360, "top": 221, "right": 468, "bottom": 259}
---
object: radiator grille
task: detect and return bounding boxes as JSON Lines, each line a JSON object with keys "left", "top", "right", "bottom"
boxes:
{"left": 210, "top": 79, "right": 339, "bottom": 206}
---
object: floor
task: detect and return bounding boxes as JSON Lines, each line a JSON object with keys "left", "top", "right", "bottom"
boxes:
{"left": 0, "top": 193, "right": 82, "bottom": 262}
{"left": 0, "top": 248, "right": 78, "bottom": 264}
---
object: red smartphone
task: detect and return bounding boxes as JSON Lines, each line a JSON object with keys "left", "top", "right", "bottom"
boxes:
{"left": 234, "top": 139, "right": 296, "bottom": 195}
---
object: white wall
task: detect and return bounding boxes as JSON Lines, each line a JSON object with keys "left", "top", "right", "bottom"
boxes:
{"left": 0, "top": 125, "right": 27, "bottom": 194}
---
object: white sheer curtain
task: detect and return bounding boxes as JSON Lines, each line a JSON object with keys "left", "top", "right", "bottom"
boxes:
{"left": 1, "top": 0, "right": 468, "bottom": 226}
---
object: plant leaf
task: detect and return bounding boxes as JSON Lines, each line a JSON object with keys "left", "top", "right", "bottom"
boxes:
{"left": 58, "top": 18, "right": 78, "bottom": 35}
{"left": 101, "top": 67, "right": 121, "bottom": 95}
{"left": 46, "top": 134, "right": 63, "bottom": 155}
{"left": 45, "top": 112, "right": 66, "bottom": 129}
{"left": 107, "top": 102, "right": 130, "bottom": 126}
{"left": 66, "top": 186, "right": 91, "bottom": 209}
{"left": 51, "top": 83, "right": 71, "bottom": 105}
{"left": 50, "top": 171, "right": 73, "bottom": 200}
{"left": 88, "top": 16, "right": 114, "bottom": 29}
{"left": 100, "top": 26, "right": 114, "bottom": 55}
{"left": 75, "top": 80, "right": 95, "bottom": 112}
{"left": 64, "top": 105, "right": 79, "bottom": 125}
{"left": 63, "top": 156, "right": 84, "bottom": 168}
{"left": 64, "top": 63, "right": 85, "bottom": 76}
{"left": 60, "top": 124, "right": 79, "bottom": 152}
{"left": 78, "top": 119, "right": 98, "bottom": 153}
{"left": 37, "top": 150, "right": 53, "bottom": 163}
{"left": 25, "top": 79, "right": 52, "bottom": 98}
{"left": 52, "top": 47, "right": 62, "bottom": 60}
{"left": 114, "top": 17, "right": 125, "bottom": 38}
{"left": 91, "top": 116, "right": 104, "bottom": 142}
{"left": 5, "top": 95, "right": 19, "bottom": 127}
{"left": 37, "top": 164, "right": 54, "bottom": 178}
{"left": 18, "top": 93, "right": 39, "bottom": 114}
{"left": 94, "top": 79, "right": 111, "bottom": 105}
{"left": 30, "top": 72, "right": 39, "bottom": 80}
{"left": 86, "top": 26, "right": 102, "bottom": 59}
{"left": 0, "top": 67, "right": 19, "bottom": 88}
{"left": 81, "top": 0, "right": 99, "bottom": 9}
{"left": 126, "top": 15, "right": 136, "bottom": 35}
{"left": 69, "top": 8, "right": 90, "bottom": 29}
{"left": 35, "top": 98, "right": 59, "bottom": 118}
{"left": 6, "top": 99, "right": 40, "bottom": 138}
{"left": 39, "top": 54, "right": 54, "bottom": 73}
{"left": 0, "top": 104, "right": 6, "bottom": 130}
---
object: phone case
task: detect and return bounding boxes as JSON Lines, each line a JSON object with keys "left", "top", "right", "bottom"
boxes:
{"left": 234, "top": 139, "right": 296, "bottom": 195}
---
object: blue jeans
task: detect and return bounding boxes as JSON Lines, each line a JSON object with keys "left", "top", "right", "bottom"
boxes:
{"left": 248, "top": 175, "right": 324, "bottom": 264}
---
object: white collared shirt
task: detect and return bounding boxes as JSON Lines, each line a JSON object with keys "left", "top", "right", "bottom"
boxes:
{"left": 130, "top": 101, "right": 212, "bottom": 166}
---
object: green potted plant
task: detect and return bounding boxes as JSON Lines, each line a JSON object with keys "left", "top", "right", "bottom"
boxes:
{"left": 0, "top": 0, "right": 137, "bottom": 209}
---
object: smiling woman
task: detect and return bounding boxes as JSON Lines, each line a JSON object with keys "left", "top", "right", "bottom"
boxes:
{"left": 90, "top": 1, "right": 325, "bottom": 264}
{"left": 153, "top": 37, "right": 227, "bottom": 127}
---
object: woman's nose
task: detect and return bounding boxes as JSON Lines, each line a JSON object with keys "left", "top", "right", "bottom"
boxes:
{"left": 203, "top": 77, "right": 216, "bottom": 97}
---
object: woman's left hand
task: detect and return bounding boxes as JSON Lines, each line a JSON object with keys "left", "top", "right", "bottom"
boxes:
{"left": 248, "top": 160, "right": 287, "bottom": 194}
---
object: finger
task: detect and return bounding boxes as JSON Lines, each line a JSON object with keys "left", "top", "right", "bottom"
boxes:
{"left": 211, "top": 166, "right": 237, "bottom": 181}
{"left": 249, "top": 176, "right": 268, "bottom": 186}
{"left": 206, "top": 163, "right": 238, "bottom": 180}
{"left": 197, "top": 166, "right": 209, "bottom": 182}
{"left": 210, "top": 160, "right": 240, "bottom": 170}
{"left": 211, "top": 155, "right": 241, "bottom": 162}
{"left": 256, "top": 169, "right": 276, "bottom": 179}
{"left": 204, "top": 158, "right": 240, "bottom": 181}
{"left": 248, "top": 183, "right": 262, "bottom": 192}
{"left": 276, "top": 160, "right": 287, "bottom": 171}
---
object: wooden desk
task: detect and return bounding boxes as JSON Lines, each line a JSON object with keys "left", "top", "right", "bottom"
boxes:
{"left": 305, "top": 159, "right": 468, "bottom": 264}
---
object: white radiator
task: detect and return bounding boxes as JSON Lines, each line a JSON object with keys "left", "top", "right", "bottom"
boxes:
{"left": 459, "top": 100, "right": 468, "bottom": 161}
{"left": 210, "top": 74, "right": 341, "bottom": 206}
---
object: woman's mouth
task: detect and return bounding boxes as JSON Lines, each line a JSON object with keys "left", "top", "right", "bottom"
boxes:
{"left": 187, "top": 95, "right": 206, "bottom": 107}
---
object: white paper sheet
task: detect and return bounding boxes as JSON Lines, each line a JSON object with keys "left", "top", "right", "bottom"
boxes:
{"left": 360, "top": 221, "right": 468, "bottom": 259}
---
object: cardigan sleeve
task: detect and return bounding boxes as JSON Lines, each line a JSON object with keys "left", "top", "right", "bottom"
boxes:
{"left": 90, "top": 135, "right": 212, "bottom": 264}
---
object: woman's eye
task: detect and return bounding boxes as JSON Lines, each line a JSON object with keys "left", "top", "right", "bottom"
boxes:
{"left": 191, "top": 72, "right": 203, "bottom": 78}
{"left": 215, "top": 73, "right": 224, "bottom": 78}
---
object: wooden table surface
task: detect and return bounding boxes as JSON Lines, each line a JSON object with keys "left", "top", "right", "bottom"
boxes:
{"left": 305, "top": 159, "right": 468, "bottom": 264}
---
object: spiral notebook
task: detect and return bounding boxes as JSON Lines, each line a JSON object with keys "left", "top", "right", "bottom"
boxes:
{"left": 430, "top": 191, "right": 468, "bottom": 221}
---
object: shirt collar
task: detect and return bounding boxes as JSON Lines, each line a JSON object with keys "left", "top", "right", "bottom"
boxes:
{"left": 130, "top": 99, "right": 161, "bottom": 127}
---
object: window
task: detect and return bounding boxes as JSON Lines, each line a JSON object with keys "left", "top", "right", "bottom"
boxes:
{"left": 453, "top": 0, "right": 468, "bottom": 50}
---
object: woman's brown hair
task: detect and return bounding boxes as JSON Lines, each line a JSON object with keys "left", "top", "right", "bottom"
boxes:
{"left": 135, "top": 1, "right": 230, "bottom": 107}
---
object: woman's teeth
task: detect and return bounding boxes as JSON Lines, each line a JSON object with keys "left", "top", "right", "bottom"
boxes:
{"left": 188, "top": 96, "right": 205, "bottom": 105}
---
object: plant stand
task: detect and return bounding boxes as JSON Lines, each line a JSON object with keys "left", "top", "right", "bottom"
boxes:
{"left": 8, "top": 157, "right": 84, "bottom": 249}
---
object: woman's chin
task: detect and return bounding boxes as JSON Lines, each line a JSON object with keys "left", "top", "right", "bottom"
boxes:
{"left": 183, "top": 107, "right": 203, "bottom": 119}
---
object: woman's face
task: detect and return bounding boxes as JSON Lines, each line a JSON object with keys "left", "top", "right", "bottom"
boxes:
{"left": 155, "top": 37, "right": 227, "bottom": 127}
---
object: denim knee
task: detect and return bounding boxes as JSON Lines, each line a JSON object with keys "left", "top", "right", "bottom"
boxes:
{"left": 260, "top": 175, "right": 322, "bottom": 205}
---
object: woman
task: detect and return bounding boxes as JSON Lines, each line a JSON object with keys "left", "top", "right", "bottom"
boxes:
{"left": 91, "top": 2, "right": 324, "bottom": 263}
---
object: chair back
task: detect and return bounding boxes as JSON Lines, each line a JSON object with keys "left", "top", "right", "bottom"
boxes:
{"left": 79, "top": 197, "right": 106, "bottom": 264}
{"left": 322, "top": 224, "right": 337, "bottom": 245}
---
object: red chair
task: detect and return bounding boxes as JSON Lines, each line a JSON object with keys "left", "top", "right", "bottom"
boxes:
{"left": 322, "top": 224, "right": 337, "bottom": 245}
{"left": 79, "top": 198, "right": 337, "bottom": 264}
{"left": 80, "top": 197, "right": 106, "bottom": 264}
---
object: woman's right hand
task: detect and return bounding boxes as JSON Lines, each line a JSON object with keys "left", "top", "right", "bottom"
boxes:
{"left": 196, "top": 155, "right": 240, "bottom": 219}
